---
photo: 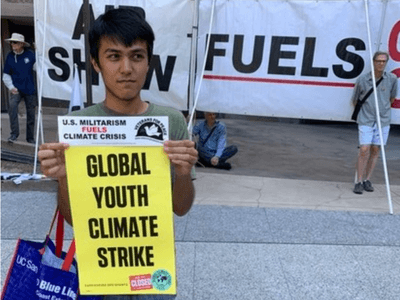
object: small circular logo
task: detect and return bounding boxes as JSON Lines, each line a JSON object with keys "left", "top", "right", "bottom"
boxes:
{"left": 151, "top": 269, "right": 172, "bottom": 291}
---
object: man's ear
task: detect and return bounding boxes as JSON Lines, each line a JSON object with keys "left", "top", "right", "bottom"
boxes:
{"left": 91, "top": 58, "right": 101, "bottom": 74}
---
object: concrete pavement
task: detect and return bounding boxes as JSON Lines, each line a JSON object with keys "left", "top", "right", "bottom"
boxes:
{"left": 2, "top": 111, "right": 400, "bottom": 299}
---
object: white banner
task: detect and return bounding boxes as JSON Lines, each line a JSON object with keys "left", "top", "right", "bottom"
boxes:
{"left": 34, "top": 0, "right": 193, "bottom": 110}
{"left": 197, "top": 0, "right": 400, "bottom": 124}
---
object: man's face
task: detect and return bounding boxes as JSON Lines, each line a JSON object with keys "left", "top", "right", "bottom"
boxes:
{"left": 11, "top": 41, "right": 24, "bottom": 53}
{"left": 373, "top": 54, "right": 388, "bottom": 73}
{"left": 205, "top": 112, "right": 216, "bottom": 124}
{"left": 92, "top": 37, "right": 149, "bottom": 104}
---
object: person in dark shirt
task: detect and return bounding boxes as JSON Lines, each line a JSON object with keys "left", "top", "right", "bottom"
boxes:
{"left": 2, "top": 33, "right": 36, "bottom": 143}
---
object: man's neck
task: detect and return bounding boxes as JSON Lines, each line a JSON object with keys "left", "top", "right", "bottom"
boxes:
{"left": 206, "top": 120, "right": 215, "bottom": 128}
{"left": 104, "top": 97, "right": 148, "bottom": 115}
{"left": 13, "top": 49, "right": 24, "bottom": 55}
{"left": 374, "top": 70, "right": 383, "bottom": 79}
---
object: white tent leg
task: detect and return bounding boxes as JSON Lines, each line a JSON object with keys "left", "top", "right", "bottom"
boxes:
{"left": 364, "top": 0, "right": 393, "bottom": 214}
{"left": 188, "top": 0, "right": 200, "bottom": 138}
{"left": 187, "top": 0, "right": 217, "bottom": 132}
{"left": 33, "top": 0, "right": 48, "bottom": 175}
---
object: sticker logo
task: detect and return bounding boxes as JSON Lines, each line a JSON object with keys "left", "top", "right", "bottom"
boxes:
{"left": 135, "top": 118, "right": 167, "bottom": 142}
{"left": 151, "top": 269, "right": 172, "bottom": 291}
{"left": 24, "top": 57, "right": 30, "bottom": 64}
{"left": 129, "top": 274, "right": 153, "bottom": 291}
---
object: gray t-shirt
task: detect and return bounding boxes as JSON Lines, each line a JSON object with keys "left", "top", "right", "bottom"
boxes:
{"left": 351, "top": 71, "right": 398, "bottom": 127}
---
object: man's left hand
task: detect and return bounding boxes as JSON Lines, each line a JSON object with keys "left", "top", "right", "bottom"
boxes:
{"left": 164, "top": 140, "right": 198, "bottom": 176}
{"left": 211, "top": 156, "right": 219, "bottom": 166}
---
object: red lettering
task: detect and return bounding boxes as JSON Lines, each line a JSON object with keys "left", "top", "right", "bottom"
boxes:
{"left": 81, "top": 126, "right": 107, "bottom": 133}
{"left": 389, "top": 21, "right": 400, "bottom": 108}
{"left": 389, "top": 20, "right": 400, "bottom": 62}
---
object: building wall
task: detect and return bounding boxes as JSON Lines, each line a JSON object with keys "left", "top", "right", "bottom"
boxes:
{"left": 1, "top": 0, "right": 34, "bottom": 18}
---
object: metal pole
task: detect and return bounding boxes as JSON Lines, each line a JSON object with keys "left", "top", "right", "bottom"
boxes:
{"left": 375, "top": 0, "right": 388, "bottom": 51}
{"left": 33, "top": 0, "right": 48, "bottom": 175}
{"left": 188, "top": 0, "right": 200, "bottom": 135}
{"left": 83, "top": 0, "right": 93, "bottom": 106}
{"left": 364, "top": 0, "right": 393, "bottom": 214}
{"left": 187, "top": 0, "right": 217, "bottom": 131}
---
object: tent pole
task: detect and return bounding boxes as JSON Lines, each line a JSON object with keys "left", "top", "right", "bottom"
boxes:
{"left": 83, "top": 0, "right": 93, "bottom": 106}
{"left": 188, "top": 0, "right": 200, "bottom": 136}
{"left": 364, "top": 0, "right": 393, "bottom": 214}
{"left": 187, "top": 0, "right": 217, "bottom": 131}
{"left": 33, "top": 0, "right": 48, "bottom": 175}
{"left": 375, "top": 0, "right": 388, "bottom": 51}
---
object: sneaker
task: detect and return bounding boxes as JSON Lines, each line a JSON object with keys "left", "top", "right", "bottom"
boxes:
{"left": 363, "top": 180, "right": 374, "bottom": 192}
{"left": 7, "top": 136, "right": 17, "bottom": 143}
{"left": 26, "top": 139, "right": 35, "bottom": 144}
{"left": 353, "top": 182, "right": 363, "bottom": 194}
{"left": 217, "top": 162, "right": 232, "bottom": 170}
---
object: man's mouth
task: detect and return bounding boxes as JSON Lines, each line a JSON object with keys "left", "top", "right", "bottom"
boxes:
{"left": 118, "top": 80, "right": 135, "bottom": 83}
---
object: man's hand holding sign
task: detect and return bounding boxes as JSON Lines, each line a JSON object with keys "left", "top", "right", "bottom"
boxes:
{"left": 164, "top": 140, "right": 197, "bottom": 216}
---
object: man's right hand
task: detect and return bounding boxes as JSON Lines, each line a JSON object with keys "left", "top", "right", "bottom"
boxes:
{"left": 11, "top": 88, "right": 18, "bottom": 95}
{"left": 38, "top": 143, "right": 69, "bottom": 178}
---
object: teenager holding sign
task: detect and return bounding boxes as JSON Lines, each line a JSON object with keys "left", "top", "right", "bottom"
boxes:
{"left": 38, "top": 8, "right": 196, "bottom": 237}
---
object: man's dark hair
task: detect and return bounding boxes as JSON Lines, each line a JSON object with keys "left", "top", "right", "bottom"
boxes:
{"left": 89, "top": 8, "right": 155, "bottom": 65}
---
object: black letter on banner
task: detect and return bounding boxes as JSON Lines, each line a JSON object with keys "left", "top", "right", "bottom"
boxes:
{"left": 146, "top": 246, "right": 154, "bottom": 266}
{"left": 48, "top": 47, "right": 70, "bottom": 82}
{"left": 301, "top": 37, "right": 328, "bottom": 77}
{"left": 233, "top": 35, "right": 264, "bottom": 73}
{"left": 143, "top": 55, "right": 176, "bottom": 92}
{"left": 71, "top": 3, "right": 95, "bottom": 40}
{"left": 268, "top": 36, "right": 298, "bottom": 75}
{"left": 107, "top": 154, "right": 118, "bottom": 176}
{"left": 88, "top": 218, "right": 99, "bottom": 239}
{"left": 87, "top": 155, "right": 98, "bottom": 177}
{"left": 333, "top": 38, "right": 366, "bottom": 79}
{"left": 97, "top": 248, "right": 108, "bottom": 267}
{"left": 205, "top": 34, "right": 229, "bottom": 71}
{"left": 118, "top": 154, "right": 130, "bottom": 176}
{"left": 73, "top": 49, "right": 99, "bottom": 85}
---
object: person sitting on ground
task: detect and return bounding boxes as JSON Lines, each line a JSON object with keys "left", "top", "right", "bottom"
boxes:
{"left": 193, "top": 112, "right": 238, "bottom": 170}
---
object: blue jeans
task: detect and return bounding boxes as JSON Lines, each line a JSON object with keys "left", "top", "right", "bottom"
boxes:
{"left": 199, "top": 145, "right": 238, "bottom": 167}
{"left": 8, "top": 92, "right": 36, "bottom": 141}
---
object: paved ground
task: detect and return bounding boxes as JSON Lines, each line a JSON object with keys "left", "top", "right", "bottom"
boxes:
{"left": 2, "top": 111, "right": 400, "bottom": 299}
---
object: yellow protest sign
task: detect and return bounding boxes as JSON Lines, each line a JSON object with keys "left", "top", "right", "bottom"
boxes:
{"left": 65, "top": 146, "right": 176, "bottom": 295}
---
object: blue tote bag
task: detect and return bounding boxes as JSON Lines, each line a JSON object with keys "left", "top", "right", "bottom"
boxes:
{"left": 1, "top": 210, "right": 101, "bottom": 300}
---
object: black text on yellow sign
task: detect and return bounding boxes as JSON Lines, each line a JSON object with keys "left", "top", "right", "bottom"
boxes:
{"left": 65, "top": 146, "right": 176, "bottom": 295}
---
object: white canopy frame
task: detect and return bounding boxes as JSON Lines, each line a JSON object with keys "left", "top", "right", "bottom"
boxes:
{"left": 187, "top": 0, "right": 217, "bottom": 133}
{"left": 32, "top": 0, "right": 48, "bottom": 175}
{"left": 362, "top": 0, "right": 393, "bottom": 214}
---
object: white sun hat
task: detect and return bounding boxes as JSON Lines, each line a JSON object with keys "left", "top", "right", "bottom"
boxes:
{"left": 5, "top": 33, "right": 30, "bottom": 47}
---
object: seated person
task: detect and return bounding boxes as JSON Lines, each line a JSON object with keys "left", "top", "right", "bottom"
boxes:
{"left": 193, "top": 112, "right": 238, "bottom": 170}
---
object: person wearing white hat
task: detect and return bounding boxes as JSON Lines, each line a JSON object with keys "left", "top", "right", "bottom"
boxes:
{"left": 2, "top": 33, "right": 36, "bottom": 143}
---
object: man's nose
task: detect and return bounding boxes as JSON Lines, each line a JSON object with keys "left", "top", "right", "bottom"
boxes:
{"left": 120, "top": 57, "right": 133, "bottom": 74}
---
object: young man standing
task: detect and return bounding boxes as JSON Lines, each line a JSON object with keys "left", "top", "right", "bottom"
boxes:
{"left": 38, "top": 9, "right": 197, "bottom": 298}
{"left": 351, "top": 51, "right": 398, "bottom": 194}
{"left": 2, "top": 33, "right": 36, "bottom": 143}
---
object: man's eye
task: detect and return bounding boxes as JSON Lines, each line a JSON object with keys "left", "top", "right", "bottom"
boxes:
{"left": 108, "top": 54, "right": 119, "bottom": 60}
{"left": 133, "top": 54, "right": 145, "bottom": 60}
